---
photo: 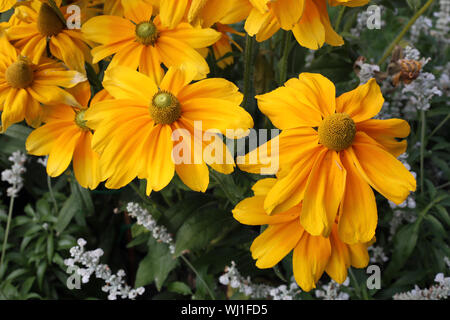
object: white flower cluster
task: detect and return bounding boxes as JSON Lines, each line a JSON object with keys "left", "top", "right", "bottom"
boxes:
{"left": 431, "top": 0, "right": 450, "bottom": 43}
{"left": 350, "top": 5, "right": 385, "bottom": 37}
{"left": 355, "top": 59, "right": 380, "bottom": 84}
{"left": 409, "top": 16, "right": 433, "bottom": 43}
{"left": 126, "top": 202, "right": 175, "bottom": 254}
{"left": 393, "top": 273, "right": 450, "bottom": 300}
{"left": 402, "top": 72, "right": 443, "bottom": 111}
{"left": 219, "top": 261, "right": 301, "bottom": 300}
{"left": 368, "top": 246, "right": 389, "bottom": 264}
{"left": 388, "top": 154, "right": 417, "bottom": 239}
{"left": 315, "top": 278, "right": 350, "bottom": 300}
{"left": 1, "top": 151, "right": 27, "bottom": 198}
{"left": 64, "top": 238, "right": 145, "bottom": 300}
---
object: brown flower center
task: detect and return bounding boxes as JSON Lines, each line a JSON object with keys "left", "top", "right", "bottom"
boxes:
{"left": 318, "top": 113, "right": 356, "bottom": 151}
{"left": 149, "top": 91, "right": 181, "bottom": 124}
{"left": 37, "top": 3, "right": 65, "bottom": 37}
{"left": 135, "top": 21, "right": 158, "bottom": 45}
{"left": 5, "top": 58, "right": 34, "bottom": 88}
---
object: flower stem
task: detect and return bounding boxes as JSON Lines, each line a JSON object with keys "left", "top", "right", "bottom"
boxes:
{"left": 243, "top": 34, "right": 254, "bottom": 110}
{"left": 334, "top": 6, "right": 346, "bottom": 32}
{"left": 378, "top": 0, "right": 435, "bottom": 65}
{"left": 180, "top": 254, "right": 216, "bottom": 300}
{"left": 47, "top": 175, "right": 58, "bottom": 214}
{"left": 279, "top": 31, "right": 291, "bottom": 85}
{"left": 428, "top": 113, "right": 450, "bottom": 139}
{"left": 420, "top": 109, "right": 426, "bottom": 195}
{"left": 0, "top": 193, "right": 16, "bottom": 274}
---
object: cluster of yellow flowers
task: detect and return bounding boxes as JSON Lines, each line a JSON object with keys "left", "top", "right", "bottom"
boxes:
{"left": 0, "top": 0, "right": 416, "bottom": 292}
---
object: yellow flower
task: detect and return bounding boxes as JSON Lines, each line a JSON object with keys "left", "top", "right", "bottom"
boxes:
{"left": 238, "top": 73, "right": 416, "bottom": 244}
{"left": 212, "top": 23, "right": 245, "bottom": 69}
{"left": 82, "top": 0, "right": 221, "bottom": 80}
{"left": 5, "top": 0, "right": 94, "bottom": 74}
{"left": 233, "top": 178, "right": 370, "bottom": 291}
{"left": 103, "top": 0, "right": 159, "bottom": 17}
{"left": 25, "top": 82, "right": 105, "bottom": 189}
{"left": 0, "top": 36, "right": 86, "bottom": 132}
{"left": 0, "top": 0, "right": 15, "bottom": 12}
{"left": 245, "top": 0, "right": 369, "bottom": 49}
{"left": 84, "top": 65, "right": 253, "bottom": 195}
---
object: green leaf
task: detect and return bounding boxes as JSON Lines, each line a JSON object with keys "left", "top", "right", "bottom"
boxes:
{"left": 36, "top": 262, "right": 47, "bottom": 290}
{"left": 434, "top": 205, "right": 450, "bottom": 227}
{"left": 47, "top": 232, "right": 54, "bottom": 263}
{"left": 72, "top": 181, "right": 94, "bottom": 216}
{"left": 55, "top": 194, "right": 81, "bottom": 234}
{"left": 135, "top": 238, "right": 178, "bottom": 290}
{"left": 2, "top": 124, "right": 32, "bottom": 145}
{"left": 167, "top": 281, "right": 192, "bottom": 296}
{"left": 174, "top": 208, "right": 232, "bottom": 257}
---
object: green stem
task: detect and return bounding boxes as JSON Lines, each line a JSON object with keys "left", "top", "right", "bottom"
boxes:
{"left": 348, "top": 268, "right": 368, "bottom": 300}
{"left": 0, "top": 193, "right": 16, "bottom": 274}
{"left": 243, "top": 34, "right": 254, "bottom": 110}
{"left": 334, "top": 6, "right": 346, "bottom": 32}
{"left": 378, "top": 0, "right": 435, "bottom": 65}
{"left": 428, "top": 113, "right": 450, "bottom": 139}
{"left": 415, "top": 194, "right": 447, "bottom": 227}
{"left": 279, "top": 31, "right": 291, "bottom": 85}
{"left": 129, "top": 182, "right": 151, "bottom": 205}
{"left": 420, "top": 109, "right": 426, "bottom": 195}
{"left": 180, "top": 254, "right": 216, "bottom": 300}
{"left": 210, "top": 170, "right": 238, "bottom": 205}
{"left": 47, "top": 175, "right": 58, "bottom": 214}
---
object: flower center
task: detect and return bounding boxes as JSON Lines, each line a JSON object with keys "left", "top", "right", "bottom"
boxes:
{"left": 149, "top": 91, "right": 181, "bottom": 125}
{"left": 37, "top": 3, "right": 65, "bottom": 37}
{"left": 318, "top": 113, "right": 356, "bottom": 151}
{"left": 5, "top": 58, "right": 34, "bottom": 88}
{"left": 135, "top": 21, "right": 158, "bottom": 45}
{"left": 75, "top": 110, "right": 90, "bottom": 131}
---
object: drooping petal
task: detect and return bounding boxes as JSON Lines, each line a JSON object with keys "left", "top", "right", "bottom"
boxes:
{"left": 301, "top": 149, "right": 347, "bottom": 237}
{"left": 233, "top": 196, "right": 300, "bottom": 225}
{"left": 46, "top": 127, "right": 82, "bottom": 177}
{"left": 335, "top": 78, "right": 384, "bottom": 123}
{"left": 146, "top": 124, "right": 175, "bottom": 191}
{"left": 349, "top": 132, "right": 416, "bottom": 205}
{"left": 338, "top": 149, "right": 377, "bottom": 244}
{"left": 28, "top": 83, "right": 80, "bottom": 107}
{"left": 325, "top": 225, "right": 351, "bottom": 284}
{"left": 271, "top": 0, "right": 304, "bottom": 30}
{"left": 139, "top": 45, "right": 164, "bottom": 85}
{"left": 73, "top": 131, "right": 102, "bottom": 189}
{"left": 1, "top": 88, "right": 27, "bottom": 132}
{"left": 293, "top": 232, "right": 331, "bottom": 292}
{"left": 356, "top": 118, "right": 410, "bottom": 157}
{"left": 251, "top": 218, "right": 304, "bottom": 269}
{"left": 292, "top": 0, "right": 325, "bottom": 50}
{"left": 26, "top": 120, "right": 73, "bottom": 155}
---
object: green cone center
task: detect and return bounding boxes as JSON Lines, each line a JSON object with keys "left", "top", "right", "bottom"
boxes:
{"left": 135, "top": 21, "right": 158, "bottom": 45}
{"left": 75, "top": 110, "right": 90, "bottom": 131}
{"left": 318, "top": 113, "right": 356, "bottom": 151}
{"left": 149, "top": 92, "right": 181, "bottom": 124}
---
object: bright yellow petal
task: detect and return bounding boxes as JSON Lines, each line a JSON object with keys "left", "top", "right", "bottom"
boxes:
{"left": 271, "top": 0, "right": 304, "bottom": 30}
{"left": 139, "top": 45, "right": 164, "bottom": 85}
{"left": 1, "top": 88, "right": 27, "bottom": 132}
{"left": 160, "top": 23, "right": 221, "bottom": 48}
{"left": 251, "top": 218, "right": 304, "bottom": 269}
{"left": 338, "top": 150, "right": 377, "bottom": 244}
{"left": 122, "top": 0, "right": 153, "bottom": 23}
{"left": 46, "top": 127, "right": 82, "bottom": 177}
{"left": 349, "top": 132, "right": 416, "bottom": 205}
{"left": 292, "top": 0, "right": 325, "bottom": 50}
{"left": 81, "top": 15, "right": 135, "bottom": 44}
{"left": 335, "top": 78, "right": 384, "bottom": 123}
{"left": 159, "top": 0, "right": 188, "bottom": 29}
{"left": 159, "top": 65, "right": 197, "bottom": 96}
{"left": 301, "top": 149, "right": 346, "bottom": 237}
{"left": 103, "top": 65, "right": 157, "bottom": 104}
{"left": 356, "top": 118, "right": 410, "bottom": 157}
{"left": 146, "top": 124, "right": 175, "bottom": 191}
{"left": 73, "top": 131, "right": 102, "bottom": 189}
{"left": 293, "top": 232, "right": 331, "bottom": 292}
{"left": 26, "top": 121, "right": 72, "bottom": 155}
{"left": 325, "top": 225, "right": 351, "bottom": 284}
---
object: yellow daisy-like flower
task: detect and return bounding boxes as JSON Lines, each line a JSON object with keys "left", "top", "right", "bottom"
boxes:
{"left": 5, "top": 0, "right": 93, "bottom": 74}
{"left": 0, "top": 36, "right": 86, "bottom": 132}
{"left": 245, "top": 0, "right": 369, "bottom": 49}
{"left": 82, "top": 0, "right": 221, "bottom": 80}
{"left": 84, "top": 65, "right": 253, "bottom": 195}
{"left": 25, "top": 82, "right": 105, "bottom": 189}
{"left": 233, "top": 178, "right": 370, "bottom": 291}
{"left": 239, "top": 73, "right": 416, "bottom": 244}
